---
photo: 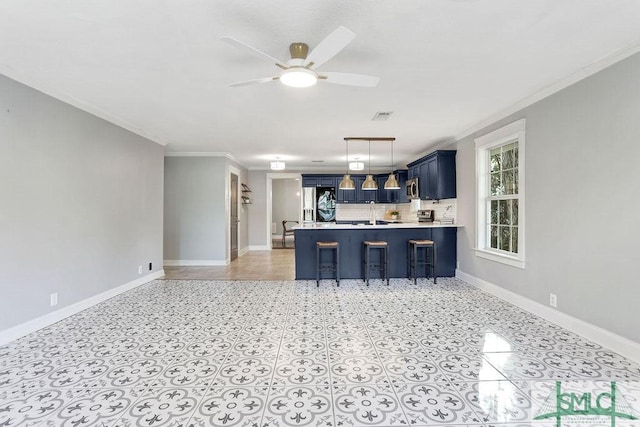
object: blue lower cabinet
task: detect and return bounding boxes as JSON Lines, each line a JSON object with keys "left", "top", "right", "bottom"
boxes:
{"left": 294, "top": 226, "right": 457, "bottom": 280}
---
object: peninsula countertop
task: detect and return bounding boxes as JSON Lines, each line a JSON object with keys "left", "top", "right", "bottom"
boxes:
{"left": 293, "top": 222, "right": 462, "bottom": 230}
{"left": 293, "top": 221, "right": 459, "bottom": 279}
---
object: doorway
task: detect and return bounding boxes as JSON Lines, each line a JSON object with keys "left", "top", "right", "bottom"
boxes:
{"left": 266, "top": 173, "right": 302, "bottom": 249}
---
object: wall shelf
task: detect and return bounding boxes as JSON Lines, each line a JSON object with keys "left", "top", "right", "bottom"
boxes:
{"left": 241, "top": 183, "right": 253, "bottom": 204}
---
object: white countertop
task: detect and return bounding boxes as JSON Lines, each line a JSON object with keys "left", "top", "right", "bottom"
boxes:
{"left": 294, "top": 222, "right": 462, "bottom": 230}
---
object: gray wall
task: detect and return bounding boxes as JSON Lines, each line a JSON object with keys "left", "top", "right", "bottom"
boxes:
{"left": 0, "top": 74, "right": 164, "bottom": 332}
{"left": 164, "top": 156, "right": 248, "bottom": 262}
{"left": 248, "top": 171, "right": 268, "bottom": 248}
{"left": 451, "top": 52, "right": 640, "bottom": 343}
{"left": 272, "top": 179, "right": 301, "bottom": 235}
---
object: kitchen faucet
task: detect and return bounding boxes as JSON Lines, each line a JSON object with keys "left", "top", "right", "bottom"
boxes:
{"left": 369, "top": 201, "right": 376, "bottom": 225}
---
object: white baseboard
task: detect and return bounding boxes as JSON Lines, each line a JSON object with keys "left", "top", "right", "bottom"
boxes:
{"left": 163, "top": 259, "right": 228, "bottom": 266}
{"left": 239, "top": 247, "right": 249, "bottom": 257}
{"left": 248, "top": 245, "right": 271, "bottom": 251}
{"left": 456, "top": 269, "right": 640, "bottom": 364}
{"left": 0, "top": 270, "right": 165, "bottom": 346}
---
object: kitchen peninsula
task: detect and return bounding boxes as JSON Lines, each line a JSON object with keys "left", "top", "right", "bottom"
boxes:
{"left": 294, "top": 222, "right": 461, "bottom": 280}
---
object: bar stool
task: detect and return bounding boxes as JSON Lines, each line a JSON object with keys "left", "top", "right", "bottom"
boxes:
{"left": 408, "top": 239, "right": 437, "bottom": 284}
{"left": 363, "top": 241, "right": 389, "bottom": 286}
{"left": 316, "top": 241, "right": 339, "bottom": 287}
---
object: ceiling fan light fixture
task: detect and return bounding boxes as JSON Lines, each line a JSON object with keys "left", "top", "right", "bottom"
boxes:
{"left": 280, "top": 68, "right": 318, "bottom": 88}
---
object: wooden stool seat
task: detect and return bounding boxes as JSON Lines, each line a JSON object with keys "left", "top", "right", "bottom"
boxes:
{"left": 363, "top": 240, "right": 388, "bottom": 246}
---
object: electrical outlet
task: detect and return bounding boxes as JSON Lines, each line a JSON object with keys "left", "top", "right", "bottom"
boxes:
{"left": 138, "top": 265, "right": 142, "bottom": 274}
{"left": 549, "top": 293, "right": 557, "bottom": 308}
{"left": 50, "top": 293, "right": 58, "bottom": 307}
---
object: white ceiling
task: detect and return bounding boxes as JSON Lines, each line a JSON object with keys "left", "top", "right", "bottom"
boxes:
{"left": 1, "top": 0, "right": 640, "bottom": 171}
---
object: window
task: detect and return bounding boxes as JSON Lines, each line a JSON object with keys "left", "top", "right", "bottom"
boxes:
{"left": 475, "top": 119, "right": 525, "bottom": 268}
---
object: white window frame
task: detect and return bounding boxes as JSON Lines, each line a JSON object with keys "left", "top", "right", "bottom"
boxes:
{"left": 474, "top": 119, "right": 526, "bottom": 268}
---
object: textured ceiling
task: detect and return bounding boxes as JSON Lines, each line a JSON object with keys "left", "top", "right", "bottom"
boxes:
{"left": 1, "top": 0, "right": 640, "bottom": 171}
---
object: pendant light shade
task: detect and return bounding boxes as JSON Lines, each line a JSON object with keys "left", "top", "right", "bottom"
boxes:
{"left": 339, "top": 138, "right": 355, "bottom": 190}
{"left": 384, "top": 173, "right": 400, "bottom": 189}
{"left": 339, "top": 174, "right": 355, "bottom": 189}
{"left": 383, "top": 139, "right": 400, "bottom": 189}
{"left": 362, "top": 174, "right": 378, "bottom": 190}
{"left": 362, "top": 139, "right": 378, "bottom": 191}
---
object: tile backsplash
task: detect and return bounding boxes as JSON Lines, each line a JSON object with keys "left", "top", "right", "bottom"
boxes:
{"left": 336, "top": 199, "right": 457, "bottom": 223}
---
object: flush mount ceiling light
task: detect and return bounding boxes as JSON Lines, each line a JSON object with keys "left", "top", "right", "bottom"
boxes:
{"left": 279, "top": 67, "right": 318, "bottom": 88}
{"left": 349, "top": 158, "right": 364, "bottom": 171}
{"left": 270, "top": 158, "right": 285, "bottom": 170}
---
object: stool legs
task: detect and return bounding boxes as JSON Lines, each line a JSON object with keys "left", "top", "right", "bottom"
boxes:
{"left": 316, "top": 243, "right": 339, "bottom": 287}
{"left": 408, "top": 241, "right": 437, "bottom": 284}
{"left": 363, "top": 243, "right": 389, "bottom": 286}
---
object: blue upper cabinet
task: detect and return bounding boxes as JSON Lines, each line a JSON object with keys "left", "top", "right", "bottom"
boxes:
{"left": 302, "top": 175, "right": 338, "bottom": 188}
{"left": 376, "top": 170, "right": 409, "bottom": 203}
{"left": 406, "top": 150, "right": 456, "bottom": 200}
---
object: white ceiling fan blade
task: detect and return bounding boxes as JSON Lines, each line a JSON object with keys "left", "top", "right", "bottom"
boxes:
{"left": 221, "top": 36, "right": 288, "bottom": 69}
{"left": 320, "top": 72, "right": 379, "bottom": 87}
{"left": 304, "top": 26, "right": 355, "bottom": 69}
{"left": 228, "top": 77, "right": 278, "bottom": 87}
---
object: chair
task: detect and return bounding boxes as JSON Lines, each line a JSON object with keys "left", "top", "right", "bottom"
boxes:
{"left": 282, "top": 220, "right": 298, "bottom": 248}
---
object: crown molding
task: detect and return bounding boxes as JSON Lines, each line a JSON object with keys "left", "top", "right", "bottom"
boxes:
{"left": 453, "top": 40, "right": 640, "bottom": 143}
{"left": 0, "top": 65, "right": 168, "bottom": 147}
{"left": 164, "top": 152, "right": 235, "bottom": 160}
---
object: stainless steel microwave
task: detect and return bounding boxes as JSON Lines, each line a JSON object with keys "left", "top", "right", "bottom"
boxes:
{"left": 406, "top": 178, "right": 419, "bottom": 199}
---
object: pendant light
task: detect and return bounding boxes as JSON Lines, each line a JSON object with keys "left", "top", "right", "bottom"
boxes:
{"left": 339, "top": 138, "right": 355, "bottom": 190}
{"left": 362, "top": 139, "right": 378, "bottom": 191}
{"left": 384, "top": 139, "right": 400, "bottom": 189}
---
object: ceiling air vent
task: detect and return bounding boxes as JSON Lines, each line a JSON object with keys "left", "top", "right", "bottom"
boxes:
{"left": 372, "top": 111, "right": 393, "bottom": 121}
{"left": 311, "top": 160, "right": 324, "bottom": 163}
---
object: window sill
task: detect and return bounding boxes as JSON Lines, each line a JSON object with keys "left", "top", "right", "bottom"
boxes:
{"left": 475, "top": 249, "right": 525, "bottom": 269}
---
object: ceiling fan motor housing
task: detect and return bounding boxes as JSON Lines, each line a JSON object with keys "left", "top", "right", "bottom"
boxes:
{"left": 289, "top": 43, "right": 309, "bottom": 59}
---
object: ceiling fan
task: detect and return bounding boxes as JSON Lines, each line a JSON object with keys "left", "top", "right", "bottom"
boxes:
{"left": 221, "top": 26, "right": 379, "bottom": 88}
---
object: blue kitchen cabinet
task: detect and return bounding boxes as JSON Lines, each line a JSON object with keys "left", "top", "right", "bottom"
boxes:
{"left": 406, "top": 150, "right": 456, "bottom": 200}
{"left": 376, "top": 170, "right": 409, "bottom": 203}
{"left": 336, "top": 176, "right": 358, "bottom": 203}
{"left": 302, "top": 174, "right": 338, "bottom": 188}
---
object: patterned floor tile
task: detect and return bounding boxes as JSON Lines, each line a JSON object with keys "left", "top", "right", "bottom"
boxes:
{"left": 451, "top": 380, "right": 534, "bottom": 425}
{"left": 1, "top": 278, "right": 639, "bottom": 426}
{"left": 113, "top": 387, "right": 204, "bottom": 427}
{"left": 394, "top": 382, "right": 481, "bottom": 425}
{"left": 192, "top": 386, "right": 268, "bottom": 427}
{"left": 333, "top": 384, "right": 408, "bottom": 426}
{"left": 330, "top": 356, "right": 389, "bottom": 386}
{"left": 263, "top": 385, "right": 333, "bottom": 427}
{"left": 272, "top": 356, "right": 331, "bottom": 386}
